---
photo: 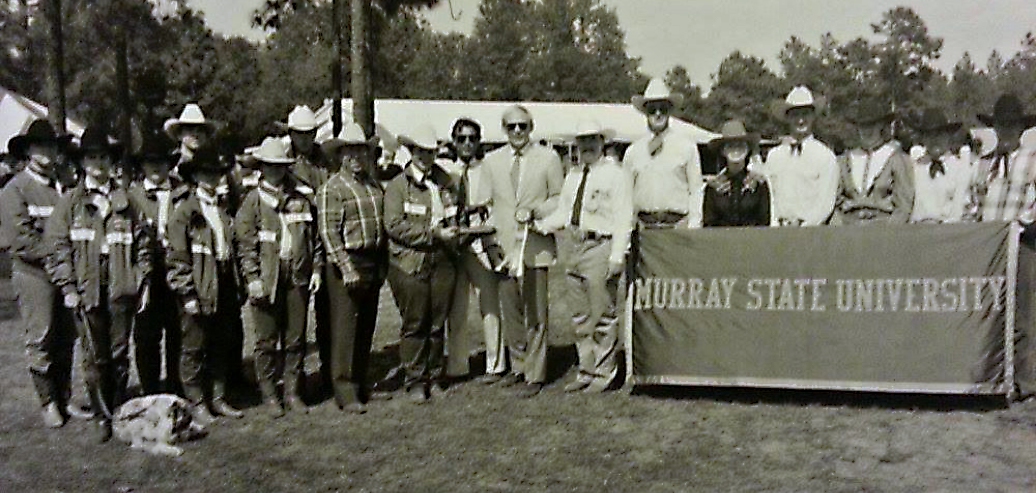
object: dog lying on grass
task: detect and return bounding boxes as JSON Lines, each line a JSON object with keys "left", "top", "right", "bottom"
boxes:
{"left": 112, "top": 394, "right": 207, "bottom": 456}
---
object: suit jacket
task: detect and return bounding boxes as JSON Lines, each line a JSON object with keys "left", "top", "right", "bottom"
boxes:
{"left": 483, "top": 143, "right": 564, "bottom": 268}
{"left": 834, "top": 146, "right": 914, "bottom": 225}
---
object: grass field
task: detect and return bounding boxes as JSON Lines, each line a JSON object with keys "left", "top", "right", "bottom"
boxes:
{"left": 2, "top": 272, "right": 1036, "bottom": 492}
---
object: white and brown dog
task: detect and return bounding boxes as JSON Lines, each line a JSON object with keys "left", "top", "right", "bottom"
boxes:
{"left": 113, "top": 394, "right": 207, "bottom": 456}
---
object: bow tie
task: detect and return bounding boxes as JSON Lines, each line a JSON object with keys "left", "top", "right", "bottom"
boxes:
{"left": 928, "top": 158, "right": 945, "bottom": 178}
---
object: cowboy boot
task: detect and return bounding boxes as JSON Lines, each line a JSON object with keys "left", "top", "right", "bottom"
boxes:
{"left": 211, "top": 381, "right": 244, "bottom": 419}
{"left": 283, "top": 373, "right": 307, "bottom": 414}
{"left": 259, "top": 380, "right": 284, "bottom": 419}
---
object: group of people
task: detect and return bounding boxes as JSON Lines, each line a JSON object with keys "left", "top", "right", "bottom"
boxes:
{"left": 2, "top": 77, "right": 1035, "bottom": 444}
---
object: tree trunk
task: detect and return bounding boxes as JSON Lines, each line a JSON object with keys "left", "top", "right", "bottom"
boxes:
{"left": 350, "top": 0, "right": 373, "bottom": 138}
{"left": 45, "top": 0, "right": 67, "bottom": 135}
{"left": 332, "top": 0, "right": 343, "bottom": 136}
{"left": 116, "top": 21, "right": 132, "bottom": 156}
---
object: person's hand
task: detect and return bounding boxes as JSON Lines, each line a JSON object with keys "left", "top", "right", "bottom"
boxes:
{"left": 435, "top": 225, "right": 458, "bottom": 242}
{"left": 608, "top": 259, "right": 624, "bottom": 278}
{"left": 515, "top": 208, "right": 532, "bottom": 225}
{"left": 63, "top": 292, "right": 80, "bottom": 309}
{"left": 309, "top": 272, "right": 322, "bottom": 293}
{"left": 339, "top": 266, "right": 362, "bottom": 289}
{"left": 184, "top": 299, "right": 200, "bottom": 316}
{"left": 247, "top": 280, "right": 264, "bottom": 301}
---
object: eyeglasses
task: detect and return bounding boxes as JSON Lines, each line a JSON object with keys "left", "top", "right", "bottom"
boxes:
{"left": 505, "top": 122, "right": 530, "bottom": 132}
{"left": 455, "top": 135, "right": 480, "bottom": 143}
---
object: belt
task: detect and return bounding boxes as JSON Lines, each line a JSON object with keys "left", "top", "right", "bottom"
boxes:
{"left": 637, "top": 211, "right": 687, "bottom": 225}
{"left": 570, "top": 229, "right": 611, "bottom": 242}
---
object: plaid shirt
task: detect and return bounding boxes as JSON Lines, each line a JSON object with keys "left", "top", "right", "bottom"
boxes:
{"left": 967, "top": 146, "right": 1036, "bottom": 224}
{"left": 318, "top": 170, "right": 384, "bottom": 278}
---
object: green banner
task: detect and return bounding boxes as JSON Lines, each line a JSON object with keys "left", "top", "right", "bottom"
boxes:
{"left": 631, "top": 223, "right": 1020, "bottom": 394}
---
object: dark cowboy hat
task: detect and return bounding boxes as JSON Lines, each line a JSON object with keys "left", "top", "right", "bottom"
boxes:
{"left": 977, "top": 94, "right": 1036, "bottom": 127}
{"left": 908, "top": 108, "right": 963, "bottom": 134}
{"left": 847, "top": 99, "right": 895, "bottom": 125}
{"left": 8, "top": 120, "right": 71, "bottom": 157}
{"left": 180, "top": 142, "right": 230, "bottom": 174}
{"left": 73, "top": 126, "right": 123, "bottom": 161}
{"left": 707, "top": 119, "right": 759, "bottom": 151}
{"left": 133, "top": 131, "right": 176, "bottom": 165}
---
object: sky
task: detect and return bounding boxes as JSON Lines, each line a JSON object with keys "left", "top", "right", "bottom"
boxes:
{"left": 186, "top": 0, "right": 1036, "bottom": 89}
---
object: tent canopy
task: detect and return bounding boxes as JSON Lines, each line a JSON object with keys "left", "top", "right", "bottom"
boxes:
{"left": 0, "top": 86, "right": 85, "bottom": 154}
{"left": 313, "top": 98, "right": 718, "bottom": 146}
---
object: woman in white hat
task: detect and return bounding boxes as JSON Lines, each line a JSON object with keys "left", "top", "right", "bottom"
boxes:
{"left": 703, "top": 120, "right": 771, "bottom": 227}
{"left": 383, "top": 124, "right": 461, "bottom": 403}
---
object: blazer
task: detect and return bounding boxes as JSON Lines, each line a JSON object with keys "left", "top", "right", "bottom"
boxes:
{"left": 482, "top": 143, "right": 564, "bottom": 268}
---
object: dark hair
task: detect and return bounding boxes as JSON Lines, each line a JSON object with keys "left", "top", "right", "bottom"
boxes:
{"left": 451, "top": 118, "right": 482, "bottom": 141}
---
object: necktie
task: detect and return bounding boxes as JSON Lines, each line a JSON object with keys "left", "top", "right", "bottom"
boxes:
{"left": 861, "top": 151, "right": 872, "bottom": 192}
{"left": 791, "top": 141, "right": 803, "bottom": 156}
{"left": 929, "top": 158, "right": 945, "bottom": 178}
{"left": 570, "top": 165, "right": 591, "bottom": 227}
{"left": 992, "top": 153, "right": 1010, "bottom": 179}
{"left": 648, "top": 134, "right": 665, "bottom": 157}
{"left": 510, "top": 151, "right": 522, "bottom": 193}
{"left": 459, "top": 165, "right": 471, "bottom": 226}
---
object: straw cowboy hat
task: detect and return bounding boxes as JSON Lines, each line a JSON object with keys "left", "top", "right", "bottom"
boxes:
{"left": 321, "top": 123, "right": 379, "bottom": 156}
{"left": 632, "top": 78, "right": 684, "bottom": 114}
{"left": 707, "top": 119, "right": 759, "bottom": 152}
{"left": 771, "top": 86, "right": 827, "bottom": 118}
{"left": 251, "top": 137, "right": 295, "bottom": 165}
{"left": 276, "top": 105, "right": 319, "bottom": 132}
{"left": 163, "top": 103, "right": 217, "bottom": 139}
{"left": 977, "top": 94, "right": 1036, "bottom": 127}
{"left": 908, "top": 108, "right": 963, "bottom": 134}
{"left": 398, "top": 124, "right": 439, "bottom": 151}
{"left": 563, "top": 118, "right": 616, "bottom": 142}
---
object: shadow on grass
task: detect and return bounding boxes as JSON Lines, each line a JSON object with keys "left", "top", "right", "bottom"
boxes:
{"left": 631, "top": 384, "right": 1010, "bottom": 412}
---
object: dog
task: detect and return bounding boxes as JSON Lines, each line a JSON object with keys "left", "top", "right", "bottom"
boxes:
{"left": 112, "top": 394, "right": 207, "bottom": 457}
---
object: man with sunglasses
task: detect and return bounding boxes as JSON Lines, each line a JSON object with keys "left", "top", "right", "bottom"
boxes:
{"left": 626, "top": 78, "right": 703, "bottom": 229}
{"left": 483, "top": 106, "right": 564, "bottom": 398}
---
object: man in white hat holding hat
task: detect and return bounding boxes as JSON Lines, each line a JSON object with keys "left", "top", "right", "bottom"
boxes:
{"left": 317, "top": 123, "right": 386, "bottom": 413}
{"left": 763, "top": 85, "right": 839, "bottom": 226}
{"left": 235, "top": 137, "right": 323, "bottom": 418}
{"left": 281, "top": 105, "right": 329, "bottom": 193}
{"left": 482, "top": 105, "right": 564, "bottom": 398}
{"left": 536, "top": 119, "right": 632, "bottom": 393}
{"left": 626, "top": 78, "right": 703, "bottom": 229}
{"left": 384, "top": 124, "right": 462, "bottom": 402}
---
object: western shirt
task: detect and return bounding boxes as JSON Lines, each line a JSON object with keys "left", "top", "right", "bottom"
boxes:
{"left": 626, "top": 127, "right": 703, "bottom": 227}
{"left": 967, "top": 145, "right": 1036, "bottom": 223}
{"left": 762, "top": 136, "right": 840, "bottom": 226}
{"left": 911, "top": 150, "right": 974, "bottom": 223}
{"left": 318, "top": 170, "right": 385, "bottom": 280}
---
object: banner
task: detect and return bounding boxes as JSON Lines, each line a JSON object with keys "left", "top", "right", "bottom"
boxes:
{"left": 630, "top": 222, "right": 1021, "bottom": 395}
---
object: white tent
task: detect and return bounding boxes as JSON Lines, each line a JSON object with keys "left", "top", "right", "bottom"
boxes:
{"left": 312, "top": 98, "right": 718, "bottom": 146}
{"left": 0, "top": 86, "right": 85, "bottom": 154}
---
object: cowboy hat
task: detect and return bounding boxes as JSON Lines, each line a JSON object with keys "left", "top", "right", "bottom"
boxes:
{"left": 276, "top": 105, "right": 319, "bottom": 132}
{"left": 180, "top": 142, "right": 230, "bottom": 173}
{"left": 74, "top": 126, "right": 123, "bottom": 160}
{"left": 563, "top": 118, "right": 616, "bottom": 142}
{"left": 707, "top": 119, "right": 759, "bottom": 151}
{"left": 133, "top": 131, "right": 176, "bottom": 164}
{"left": 908, "top": 108, "right": 963, "bottom": 134}
{"left": 163, "top": 103, "right": 217, "bottom": 139}
{"left": 847, "top": 99, "right": 895, "bottom": 125}
{"left": 251, "top": 137, "right": 295, "bottom": 165}
{"left": 632, "top": 78, "right": 684, "bottom": 114}
{"left": 8, "top": 120, "right": 69, "bottom": 156}
{"left": 398, "top": 124, "right": 439, "bottom": 151}
{"left": 771, "top": 86, "right": 827, "bottom": 118}
{"left": 321, "top": 123, "right": 379, "bottom": 156}
{"left": 977, "top": 94, "right": 1036, "bottom": 127}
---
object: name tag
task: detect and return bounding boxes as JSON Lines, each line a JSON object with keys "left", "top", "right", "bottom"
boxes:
{"left": 27, "top": 205, "right": 54, "bottom": 218}
{"left": 191, "top": 243, "right": 213, "bottom": 256}
{"left": 404, "top": 203, "right": 428, "bottom": 215}
{"left": 283, "top": 212, "right": 312, "bottom": 223}
{"left": 445, "top": 206, "right": 459, "bottom": 217}
{"left": 258, "top": 230, "right": 277, "bottom": 243}
{"left": 106, "top": 232, "right": 133, "bottom": 245}
{"left": 70, "top": 228, "right": 96, "bottom": 241}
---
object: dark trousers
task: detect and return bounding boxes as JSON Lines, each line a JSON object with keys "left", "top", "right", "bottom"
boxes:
{"left": 134, "top": 272, "right": 182, "bottom": 396}
{"left": 327, "top": 253, "right": 382, "bottom": 406}
{"left": 499, "top": 267, "right": 549, "bottom": 384}
{"left": 180, "top": 269, "right": 239, "bottom": 405}
{"left": 77, "top": 297, "right": 133, "bottom": 416}
{"left": 388, "top": 261, "right": 456, "bottom": 389}
{"left": 316, "top": 262, "right": 334, "bottom": 392}
{"left": 250, "top": 265, "right": 308, "bottom": 399}
{"left": 13, "top": 265, "right": 76, "bottom": 407}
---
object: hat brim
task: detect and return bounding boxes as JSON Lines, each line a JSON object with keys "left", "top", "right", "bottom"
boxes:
{"left": 163, "top": 119, "right": 218, "bottom": 139}
{"left": 275, "top": 121, "right": 319, "bottom": 133}
{"left": 255, "top": 156, "right": 295, "bottom": 165}
{"left": 707, "top": 133, "right": 760, "bottom": 151}
{"left": 632, "top": 94, "right": 684, "bottom": 114}
{"left": 847, "top": 113, "right": 895, "bottom": 126}
{"left": 321, "top": 136, "right": 379, "bottom": 155}
{"left": 771, "top": 96, "right": 827, "bottom": 119}
{"left": 6, "top": 135, "right": 28, "bottom": 158}
{"left": 911, "top": 122, "right": 964, "bottom": 134}
{"left": 398, "top": 135, "right": 439, "bottom": 151}
{"left": 564, "top": 129, "right": 617, "bottom": 143}
{"left": 976, "top": 114, "right": 1036, "bottom": 127}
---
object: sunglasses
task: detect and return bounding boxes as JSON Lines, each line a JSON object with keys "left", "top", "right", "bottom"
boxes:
{"left": 645, "top": 104, "right": 671, "bottom": 116}
{"left": 455, "top": 135, "right": 480, "bottom": 143}
{"left": 505, "top": 122, "right": 531, "bottom": 132}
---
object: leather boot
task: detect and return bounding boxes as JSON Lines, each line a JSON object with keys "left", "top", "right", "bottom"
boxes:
{"left": 212, "top": 381, "right": 244, "bottom": 419}
{"left": 284, "top": 374, "right": 307, "bottom": 414}
{"left": 259, "top": 381, "right": 284, "bottom": 419}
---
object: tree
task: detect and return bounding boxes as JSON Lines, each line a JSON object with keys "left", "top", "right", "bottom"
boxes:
{"left": 868, "top": 7, "right": 943, "bottom": 118}
{"left": 700, "top": 52, "right": 785, "bottom": 137}
{"left": 665, "top": 64, "right": 705, "bottom": 124}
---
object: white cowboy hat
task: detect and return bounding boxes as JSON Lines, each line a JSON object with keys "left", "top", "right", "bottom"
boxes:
{"left": 251, "top": 136, "right": 295, "bottom": 165}
{"left": 321, "top": 123, "right": 379, "bottom": 155}
{"left": 563, "top": 118, "right": 616, "bottom": 142}
{"left": 398, "top": 124, "right": 439, "bottom": 151}
{"left": 277, "top": 105, "right": 319, "bottom": 132}
{"left": 632, "top": 78, "right": 684, "bottom": 114}
{"left": 163, "top": 103, "right": 217, "bottom": 138}
{"left": 772, "top": 86, "right": 827, "bottom": 117}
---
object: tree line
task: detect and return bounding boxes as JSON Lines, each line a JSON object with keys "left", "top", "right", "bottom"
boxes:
{"left": 1, "top": 1, "right": 1034, "bottom": 152}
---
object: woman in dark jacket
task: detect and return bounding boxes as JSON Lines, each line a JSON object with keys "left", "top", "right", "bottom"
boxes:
{"left": 703, "top": 120, "right": 771, "bottom": 227}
